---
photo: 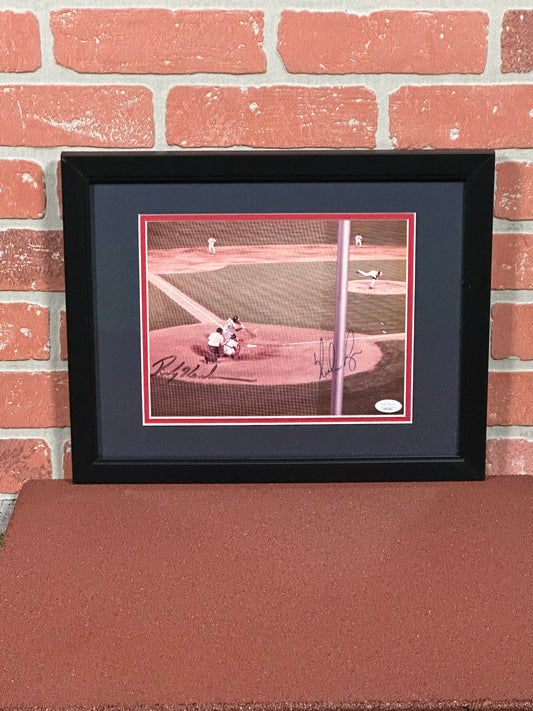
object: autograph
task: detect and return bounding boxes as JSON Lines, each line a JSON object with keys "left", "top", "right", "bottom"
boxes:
{"left": 314, "top": 331, "right": 362, "bottom": 380}
{"left": 151, "top": 355, "right": 257, "bottom": 383}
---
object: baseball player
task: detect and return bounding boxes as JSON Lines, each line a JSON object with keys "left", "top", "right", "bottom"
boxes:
{"left": 356, "top": 269, "right": 382, "bottom": 289}
{"left": 223, "top": 315, "right": 245, "bottom": 341}
{"left": 354, "top": 234, "right": 363, "bottom": 247}
{"left": 223, "top": 334, "right": 241, "bottom": 359}
{"left": 205, "top": 327, "right": 224, "bottom": 362}
{"left": 208, "top": 237, "right": 216, "bottom": 254}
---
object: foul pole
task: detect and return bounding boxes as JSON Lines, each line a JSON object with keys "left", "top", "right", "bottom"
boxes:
{"left": 331, "top": 219, "right": 351, "bottom": 415}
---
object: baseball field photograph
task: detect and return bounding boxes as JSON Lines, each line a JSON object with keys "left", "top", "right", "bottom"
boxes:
{"left": 140, "top": 212, "right": 415, "bottom": 424}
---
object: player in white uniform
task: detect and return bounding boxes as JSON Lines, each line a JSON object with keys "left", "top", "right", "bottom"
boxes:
{"left": 223, "top": 315, "right": 245, "bottom": 341}
{"left": 356, "top": 269, "right": 382, "bottom": 289}
{"left": 354, "top": 234, "right": 363, "bottom": 247}
{"left": 208, "top": 237, "right": 216, "bottom": 254}
{"left": 223, "top": 334, "right": 241, "bottom": 359}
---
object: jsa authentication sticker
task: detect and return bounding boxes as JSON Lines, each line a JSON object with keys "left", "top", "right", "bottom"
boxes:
{"left": 375, "top": 399, "right": 403, "bottom": 414}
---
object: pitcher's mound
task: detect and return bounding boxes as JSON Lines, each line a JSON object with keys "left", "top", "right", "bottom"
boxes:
{"left": 348, "top": 280, "right": 406, "bottom": 295}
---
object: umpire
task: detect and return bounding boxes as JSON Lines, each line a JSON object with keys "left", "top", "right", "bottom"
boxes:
{"left": 206, "top": 327, "right": 224, "bottom": 362}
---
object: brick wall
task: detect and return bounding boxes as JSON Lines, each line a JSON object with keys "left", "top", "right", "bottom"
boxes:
{"left": 0, "top": 3, "right": 532, "bottom": 494}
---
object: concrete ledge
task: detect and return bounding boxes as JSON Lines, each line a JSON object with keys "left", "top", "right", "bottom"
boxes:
{"left": 0, "top": 478, "right": 532, "bottom": 710}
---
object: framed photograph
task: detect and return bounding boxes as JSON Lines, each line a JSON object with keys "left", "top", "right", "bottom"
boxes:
{"left": 61, "top": 150, "right": 494, "bottom": 483}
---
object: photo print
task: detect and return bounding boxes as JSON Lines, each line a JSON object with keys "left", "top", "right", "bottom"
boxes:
{"left": 140, "top": 213, "right": 415, "bottom": 425}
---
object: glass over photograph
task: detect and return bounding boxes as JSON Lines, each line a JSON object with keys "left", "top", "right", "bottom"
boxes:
{"left": 140, "top": 213, "right": 415, "bottom": 425}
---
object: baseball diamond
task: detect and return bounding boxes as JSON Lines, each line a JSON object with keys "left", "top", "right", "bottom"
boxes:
{"left": 143, "top": 216, "right": 411, "bottom": 420}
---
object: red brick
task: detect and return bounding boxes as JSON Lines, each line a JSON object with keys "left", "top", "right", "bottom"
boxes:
{"left": 60, "top": 310, "right": 68, "bottom": 361}
{"left": 488, "top": 372, "right": 533, "bottom": 426}
{"left": 0, "top": 230, "right": 64, "bottom": 291}
{"left": 486, "top": 439, "right": 533, "bottom": 476}
{"left": 51, "top": 9, "right": 266, "bottom": 74}
{"left": 0, "top": 439, "right": 51, "bottom": 494}
{"left": 0, "top": 86, "right": 153, "bottom": 148}
{"left": 0, "top": 303, "right": 49, "bottom": 361}
{"left": 491, "top": 303, "right": 533, "bottom": 360}
{"left": 501, "top": 10, "right": 533, "bottom": 73}
{"left": 494, "top": 162, "right": 533, "bottom": 220}
{"left": 63, "top": 441, "right": 72, "bottom": 480}
{"left": 492, "top": 234, "right": 533, "bottom": 289}
{"left": 278, "top": 10, "right": 487, "bottom": 75}
{"left": 0, "top": 11, "right": 41, "bottom": 72}
{"left": 390, "top": 85, "right": 533, "bottom": 149}
{"left": 167, "top": 86, "right": 377, "bottom": 148}
{"left": 0, "top": 160, "right": 44, "bottom": 219}
{"left": 0, "top": 372, "right": 69, "bottom": 428}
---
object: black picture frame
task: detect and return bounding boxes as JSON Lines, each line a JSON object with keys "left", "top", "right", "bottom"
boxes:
{"left": 61, "top": 150, "right": 494, "bottom": 484}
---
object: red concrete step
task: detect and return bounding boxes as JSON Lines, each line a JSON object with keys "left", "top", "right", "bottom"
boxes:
{"left": 1, "top": 478, "right": 532, "bottom": 710}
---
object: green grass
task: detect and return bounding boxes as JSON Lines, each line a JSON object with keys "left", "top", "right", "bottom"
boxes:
{"left": 0, "top": 531, "right": 4, "bottom": 547}
{"left": 160, "top": 260, "right": 406, "bottom": 334}
{"left": 148, "top": 281, "right": 198, "bottom": 330}
{"left": 147, "top": 217, "right": 408, "bottom": 250}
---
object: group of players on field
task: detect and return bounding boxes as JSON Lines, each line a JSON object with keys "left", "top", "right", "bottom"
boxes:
{"left": 204, "top": 232, "right": 384, "bottom": 363}
{"left": 205, "top": 315, "right": 245, "bottom": 363}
